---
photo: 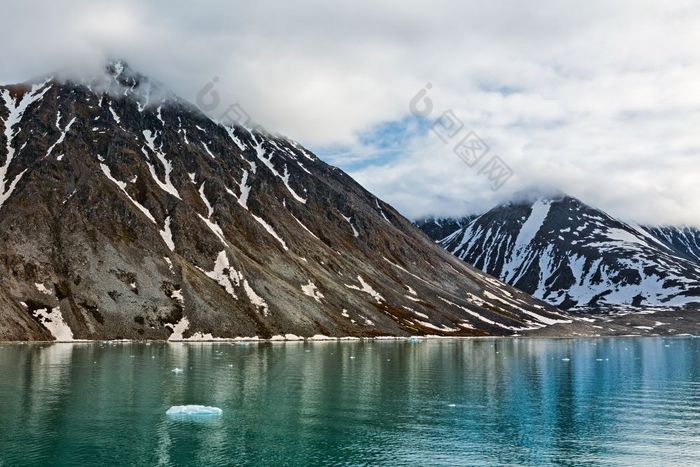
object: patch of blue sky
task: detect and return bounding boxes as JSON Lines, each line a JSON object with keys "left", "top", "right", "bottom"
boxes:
{"left": 311, "top": 114, "right": 431, "bottom": 171}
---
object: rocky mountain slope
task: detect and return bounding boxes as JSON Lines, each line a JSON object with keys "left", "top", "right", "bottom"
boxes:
{"left": 643, "top": 226, "right": 700, "bottom": 264}
{"left": 0, "top": 62, "right": 571, "bottom": 341}
{"left": 418, "top": 195, "right": 700, "bottom": 312}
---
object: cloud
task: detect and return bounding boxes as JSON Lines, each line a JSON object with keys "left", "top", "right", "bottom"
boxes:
{"left": 1, "top": 0, "right": 698, "bottom": 226}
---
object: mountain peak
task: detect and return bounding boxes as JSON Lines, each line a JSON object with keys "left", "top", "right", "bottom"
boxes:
{"left": 419, "top": 192, "right": 700, "bottom": 311}
{"left": 504, "top": 187, "right": 568, "bottom": 207}
{"left": 105, "top": 58, "right": 130, "bottom": 78}
{"left": 0, "top": 68, "right": 568, "bottom": 340}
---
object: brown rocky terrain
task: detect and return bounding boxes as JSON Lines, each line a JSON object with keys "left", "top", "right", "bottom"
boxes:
{"left": 0, "top": 62, "right": 571, "bottom": 341}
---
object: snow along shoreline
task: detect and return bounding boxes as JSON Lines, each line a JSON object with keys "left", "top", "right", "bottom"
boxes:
{"left": 3, "top": 333, "right": 695, "bottom": 344}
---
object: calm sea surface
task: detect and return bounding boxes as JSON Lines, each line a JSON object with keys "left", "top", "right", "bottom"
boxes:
{"left": 1, "top": 338, "right": 699, "bottom": 466}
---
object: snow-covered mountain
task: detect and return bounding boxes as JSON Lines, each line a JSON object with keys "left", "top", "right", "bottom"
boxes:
{"left": 643, "top": 226, "right": 700, "bottom": 264}
{"left": 414, "top": 216, "right": 475, "bottom": 243}
{"left": 418, "top": 195, "right": 700, "bottom": 312}
{"left": 0, "top": 62, "right": 571, "bottom": 341}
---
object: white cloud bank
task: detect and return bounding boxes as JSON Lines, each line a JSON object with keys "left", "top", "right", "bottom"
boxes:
{"left": 0, "top": 0, "right": 698, "bottom": 226}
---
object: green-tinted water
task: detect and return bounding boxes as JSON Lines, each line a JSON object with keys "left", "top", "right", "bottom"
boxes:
{"left": 1, "top": 338, "right": 699, "bottom": 466}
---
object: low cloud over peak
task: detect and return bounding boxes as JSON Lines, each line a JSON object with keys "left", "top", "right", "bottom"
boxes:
{"left": 1, "top": 0, "right": 698, "bottom": 226}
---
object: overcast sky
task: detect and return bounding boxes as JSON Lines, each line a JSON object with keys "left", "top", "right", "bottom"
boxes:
{"left": 1, "top": 0, "right": 699, "bottom": 226}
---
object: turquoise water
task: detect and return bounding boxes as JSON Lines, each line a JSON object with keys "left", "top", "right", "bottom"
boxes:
{"left": 1, "top": 338, "right": 699, "bottom": 466}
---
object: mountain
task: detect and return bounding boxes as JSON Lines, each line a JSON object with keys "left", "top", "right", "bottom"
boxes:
{"left": 418, "top": 195, "right": 700, "bottom": 312}
{"left": 0, "top": 62, "right": 571, "bottom": 341}
{"left": 643, "top": 226, "right": 700, "bottom": 264}
{"left": 413, "top": 216, "right": 475, "bottom": 243}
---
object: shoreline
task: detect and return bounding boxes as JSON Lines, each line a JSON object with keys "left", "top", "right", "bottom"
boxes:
{"left": 1, "top": 333, "right": 697, "bottom": 345}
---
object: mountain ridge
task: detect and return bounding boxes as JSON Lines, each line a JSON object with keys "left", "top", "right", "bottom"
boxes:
{"left": 417, "top": 195, "right": 700, "bottom": 312}
{"left": 0, "top": 62, "right": 570, "bottom": 341}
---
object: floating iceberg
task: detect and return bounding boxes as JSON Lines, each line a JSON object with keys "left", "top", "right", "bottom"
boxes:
{"left": 171, "top": 368, "right": 183, "bottom": 374}
{"left": 166, "top": 405, "right": 222, "bottom": 417}
{"left": 407, "top": 336, "right": 422, "bottom": 344}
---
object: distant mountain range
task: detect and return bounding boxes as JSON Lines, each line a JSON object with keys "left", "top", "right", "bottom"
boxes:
{"left": 417, "top": 195, "right": 700, "bottom": 312}
{"left": 644, "top": 226, "right": 700, "bottom": 264}
{"left": 0, "top": 61, "right": 571, "bottom": 341}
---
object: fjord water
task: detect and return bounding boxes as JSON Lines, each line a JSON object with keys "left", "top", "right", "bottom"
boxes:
{"left": 1, "top": 339, "right": 699, "bottom": 466}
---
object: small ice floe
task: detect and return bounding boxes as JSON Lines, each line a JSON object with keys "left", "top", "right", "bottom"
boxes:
{"left": 166, "top": 405, "right": 222, "bottom": 417}
{"left": 407, "top": 336, "right": 422, "bottom": 344}
{"left": 171, "top": 368, "right": 183, "bottom": 374}
{"left": 308, "top": 334, "right": 333, "bottom": 341}
{"left": 447, "top": 403, "right": 457, "bottom": 408}
{"left": 561, "top": 358, "right": 571, "bottom": 362}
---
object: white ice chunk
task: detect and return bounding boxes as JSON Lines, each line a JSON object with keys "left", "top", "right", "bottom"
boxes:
{"left": 308, "top": 334, "right": 334, "bottom": 341}
{"left": 166, "top": 405, "right": 222, "bottom": 416}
